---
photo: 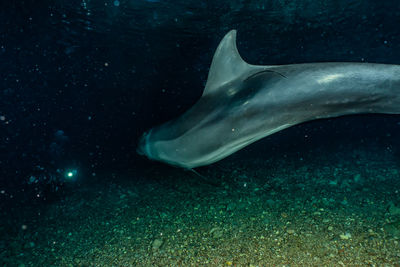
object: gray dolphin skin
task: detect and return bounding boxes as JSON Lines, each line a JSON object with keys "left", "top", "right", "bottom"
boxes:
{"left": 137, "top": 30, "right": 400, "bottom": 169}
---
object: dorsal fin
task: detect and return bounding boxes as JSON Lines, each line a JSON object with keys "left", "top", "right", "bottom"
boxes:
{"left": 203, "top": 30, "right": 251, "bottom": 96}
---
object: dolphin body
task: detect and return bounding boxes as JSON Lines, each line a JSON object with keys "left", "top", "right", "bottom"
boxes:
{"left": 137, "top": 30, "right": 400, "bottom": 169}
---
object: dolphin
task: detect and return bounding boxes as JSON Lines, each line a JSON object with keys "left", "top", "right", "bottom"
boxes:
{"left": 137, "top": 30, "right": 400, "bottom": 169}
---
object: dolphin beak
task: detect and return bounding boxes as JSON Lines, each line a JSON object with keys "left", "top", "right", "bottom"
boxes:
{"left": 137, "top": 130, "right": 152, "bottom": 157}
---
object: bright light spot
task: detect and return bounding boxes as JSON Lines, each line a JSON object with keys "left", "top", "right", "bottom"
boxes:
{"left": 227, "top": 88, "right": 238, "bottom": 96}
{"left": 317, "top": 73, "right": 344, "bottom": 84}
{"left": 65, "top": 169, "right": 78, "bottom": 181}
{"left": 113, "top": 0, "right": 120, "bottom": 7}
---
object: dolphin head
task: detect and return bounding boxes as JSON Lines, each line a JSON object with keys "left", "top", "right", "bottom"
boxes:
{"left": 136, "top": 121, "right": 213, "bottom": 168}
{"left": 136, "top": 125, "right": 194, "bottom": 168}
{"left": 136, "top": 97, "right": 230, "bottom": 168}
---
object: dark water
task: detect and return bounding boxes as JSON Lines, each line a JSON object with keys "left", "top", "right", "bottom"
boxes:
{"left": 2, "top": 0, "right": 400, "bottom": 188}
{"left": 1, "top": 1, "right": 400, "bottom": 265}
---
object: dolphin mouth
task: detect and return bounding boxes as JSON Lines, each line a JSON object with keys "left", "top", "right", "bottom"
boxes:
{"left": 136, "top": 129, "right": 153, "bottom": 158}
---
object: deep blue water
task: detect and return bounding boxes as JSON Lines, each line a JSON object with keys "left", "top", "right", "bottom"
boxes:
{"left": 1, "top": 0, "right": 400, "bottom": 202}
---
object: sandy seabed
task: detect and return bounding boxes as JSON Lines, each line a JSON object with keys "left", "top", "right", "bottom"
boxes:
{"left": 2, "top": 146, "right": 400, "bottom": 266}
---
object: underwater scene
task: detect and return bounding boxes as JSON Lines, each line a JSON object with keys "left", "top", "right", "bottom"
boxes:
{"left": 2, "top": 0, "right": 400, "bottom": 266}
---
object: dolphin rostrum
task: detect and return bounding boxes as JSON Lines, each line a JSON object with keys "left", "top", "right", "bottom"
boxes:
{"left": 137, "top": 30, "right": 400, "bottom": 169}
